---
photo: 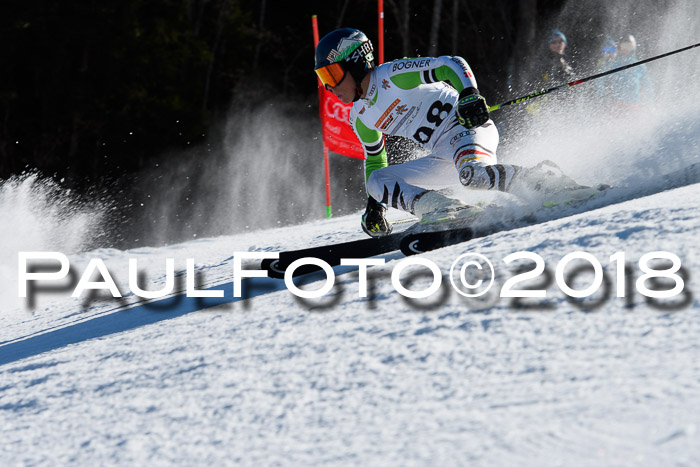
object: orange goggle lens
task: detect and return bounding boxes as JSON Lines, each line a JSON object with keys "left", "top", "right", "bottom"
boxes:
{"left": 315, "top": 63, "right": 345, "bottom": 88}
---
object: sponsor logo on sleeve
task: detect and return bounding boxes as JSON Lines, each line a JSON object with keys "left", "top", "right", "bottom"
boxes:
{"left": 450, "top": 56, "right": 474, "bottom": 78}
{"left": 392, "top": 58, "right": 432, "bottom": 72}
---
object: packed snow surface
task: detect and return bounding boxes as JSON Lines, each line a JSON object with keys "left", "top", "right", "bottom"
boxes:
{"left": 1, "top": 181, "right": 699, "bottom": 464}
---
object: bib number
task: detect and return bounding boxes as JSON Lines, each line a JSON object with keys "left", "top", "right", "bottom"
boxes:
{"left": 413, "top": 100, "right": 453, "bottom": 144}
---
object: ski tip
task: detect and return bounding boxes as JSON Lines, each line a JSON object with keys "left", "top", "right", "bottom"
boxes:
{"left": 261, "top": 258, "right": 285, "bottom": 279}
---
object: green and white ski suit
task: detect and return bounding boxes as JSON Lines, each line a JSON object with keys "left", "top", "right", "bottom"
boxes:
{"left": 349, "top": 55, "right": 504, "bottom": 213}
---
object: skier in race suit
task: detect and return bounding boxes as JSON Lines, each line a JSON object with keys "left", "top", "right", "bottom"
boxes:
{"left": 315, "top": 28, "right": 574, "bottom": 237}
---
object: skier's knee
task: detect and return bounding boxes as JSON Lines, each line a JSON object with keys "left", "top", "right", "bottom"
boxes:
{"left": 459, "top": 163, "right": 521, "bottom": 192}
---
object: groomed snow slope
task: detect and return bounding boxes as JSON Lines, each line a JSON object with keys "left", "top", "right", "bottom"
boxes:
{"left": 1, "top": 181, "right": 699, "bottom": 465}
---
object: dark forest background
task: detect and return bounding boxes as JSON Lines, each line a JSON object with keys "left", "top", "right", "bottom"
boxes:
{"left": 1, "top": 0, "right": 679, "bottom": 247}
{"left": 1, "top": 0, "right": 597, "bottom": 185}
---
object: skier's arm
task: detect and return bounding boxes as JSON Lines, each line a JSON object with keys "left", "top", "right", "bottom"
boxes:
{"left": 386, "top": 56, "right": 488, "bottom": 128}
{"left": 388, "top": 56, "right": 478, "bottom": 93}
{"left": 432, "top": 56, "right": 479, "bottom": 93}
{"left": 353, "top": 116, "right": 387, "bottom": 187}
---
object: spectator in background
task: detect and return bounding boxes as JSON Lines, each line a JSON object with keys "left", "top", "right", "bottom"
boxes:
{"left": 525, "top": 29, "right": 576, "bottom": 115}
{"left": 597, "top": 34, "right": 655, "bottom": 112}
{"left": 597, "top": 35, "right": 618, "bottom": 68}
{"left": 540, "top": 29, "right": 576, "bottom": 85}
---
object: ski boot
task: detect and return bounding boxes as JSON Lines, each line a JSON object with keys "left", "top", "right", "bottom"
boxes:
{"left": 512, "top": 160, "right": 603, "bottom": 206}
{"left": 411, "top": 191, "right": 482, "bottom": 229}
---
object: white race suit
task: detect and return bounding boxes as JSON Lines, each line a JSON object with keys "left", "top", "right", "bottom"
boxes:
{"left": 349, "top": 55, "right": 515, "bottom": 213}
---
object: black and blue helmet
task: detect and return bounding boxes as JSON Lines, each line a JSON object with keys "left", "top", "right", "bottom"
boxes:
{"left": 314, "top": 28, "right": 375, "bottom": 88}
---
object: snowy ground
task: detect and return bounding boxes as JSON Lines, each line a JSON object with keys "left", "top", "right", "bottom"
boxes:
{"left": 1, "top": 180, "right": 699, "bottom": 465}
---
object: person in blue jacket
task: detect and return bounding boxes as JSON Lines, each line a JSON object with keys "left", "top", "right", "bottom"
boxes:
{"left": 598, "top": 34, "right": 655, "bottom": 111}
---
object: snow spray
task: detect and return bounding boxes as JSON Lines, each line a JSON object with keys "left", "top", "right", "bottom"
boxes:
{"left": 497, "top": 0, "right": 700, "bottom": 195}
{"left": 130, "top": 97, "right": 362, "bottom": 247}
{"left": 0, "top": 173, "right": 108, "bottom": 310}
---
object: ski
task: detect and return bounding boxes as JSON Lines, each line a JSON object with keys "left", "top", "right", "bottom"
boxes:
{"left": 262, "top": 183, "right": 609, "bottom": 278}
{"left": 400, "top": 226, "right": 474, "bottom": 255}
{"left": 262, "top": 222, "right": 477, "bottom": 278}
{"left": 261, "top": 231, "right": 404, "bottom": 278}
{"left": 262, "top": 161, "right": 700, "bottom": 279}
{"left": 541, "top": 184, "right": 611, "bottom": 209}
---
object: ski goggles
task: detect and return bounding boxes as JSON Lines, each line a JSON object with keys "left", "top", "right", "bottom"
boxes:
{"left": 315, "top": 62, "right": 346, "bottom": 89}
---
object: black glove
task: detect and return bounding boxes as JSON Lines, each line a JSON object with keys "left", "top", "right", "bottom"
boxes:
{"left": 361, "top": 197, "right": 393, "bottom": 237}
{"left": 456, "top": 87, "right": 490, "bottom": 129}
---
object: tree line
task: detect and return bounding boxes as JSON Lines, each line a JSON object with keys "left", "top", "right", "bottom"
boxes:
{"left": 4, "top": 0, "right": 625, "bottom": 190}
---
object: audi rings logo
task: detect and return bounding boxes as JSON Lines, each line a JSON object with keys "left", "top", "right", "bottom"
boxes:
{"left": 449, "top": 130, "right": 475, "bottom": 145}
{"left": 324, "top": 99, "right": 351, "bottom": 122}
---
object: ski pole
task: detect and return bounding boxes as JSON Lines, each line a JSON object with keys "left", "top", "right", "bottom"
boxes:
{"left": 489, "top": 41, "right": 700, "bottom": 112}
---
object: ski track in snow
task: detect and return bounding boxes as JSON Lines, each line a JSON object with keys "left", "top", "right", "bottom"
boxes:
{"left": 1, "top": 181, "right": 699, "bottom": 465}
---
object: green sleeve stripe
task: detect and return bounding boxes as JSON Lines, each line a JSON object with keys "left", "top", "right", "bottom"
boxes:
{"left": 355, "top": 116, "right": 381, "bottom": 144}
{"left": 365, "top": 153, "right": 387, "bottom": 183}
{"left": 355, "top": 117, "right": 387, "bottom": 184}
{"left": 390, "top": 65, "right": 466, "bottom": 92}
{"left": 434, "top": 65, "right": 466, "bottom": 93}
{"left": 390, "top": 72, "right": 423, "bottom": 90}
